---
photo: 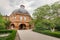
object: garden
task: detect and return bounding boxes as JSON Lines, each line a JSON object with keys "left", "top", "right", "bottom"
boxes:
{"left": 0, "top": 30, "right": 16, "bottom": 40}
{"left": 0, "top": 14, "right": 17, "bottom": 40}
{"left": 31, "top": 1, "right": 60, "bottom": 38}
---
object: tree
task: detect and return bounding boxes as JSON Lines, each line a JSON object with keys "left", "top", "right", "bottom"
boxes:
{"left": 51, "top": 2, "right": 60, "bottom": 31}
{"left": 32, "top": 1, "right": 60, "bottom": 32}
{"left": 55, "top": 17, "right": 60, "bottom": 31}
{"left": 5, "top": 20, "right": 11, "bottom": 29}
{"left": 0, "top": 13, "right": 11, "bottom": 30}
{"left": 32, "top": 5, "right": 50, "bottom": 30}
{"left": 0, "top": 13, "right": 6, "bottom": 30}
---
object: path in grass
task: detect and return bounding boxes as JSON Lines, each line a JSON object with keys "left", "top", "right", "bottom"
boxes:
{"left": 17, "top": 30, "right": 60, "bottom": 40}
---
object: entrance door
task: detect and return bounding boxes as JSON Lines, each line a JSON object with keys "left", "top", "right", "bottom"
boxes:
{"left": 19, "top": 24, "right": 26, "bottom": 30}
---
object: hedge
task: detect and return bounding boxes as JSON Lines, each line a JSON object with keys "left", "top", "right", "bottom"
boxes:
{"left": 33, "top": 30, "right": 60, "bottom": 38}
{"left": 0, "top": 30, "right": 12, "bottom": 34}
{"left": 0, "top": 30, "right": 17, "bottom": 40}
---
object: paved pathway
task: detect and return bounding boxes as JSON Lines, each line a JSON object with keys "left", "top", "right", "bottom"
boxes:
{"left": 0, "top": 33, "right": 10, "bottom": 37}
{"left": 17, "top": 30, "right": 60, "bottom": 40}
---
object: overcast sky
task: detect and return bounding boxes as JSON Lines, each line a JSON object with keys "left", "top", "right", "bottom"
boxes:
{"left": 0, "top": 0, "right": 59, "bottom": 16}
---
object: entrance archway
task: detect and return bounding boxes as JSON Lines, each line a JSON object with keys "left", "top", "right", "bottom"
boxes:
{"left": 10, "top": 24, "right": 15, "bottom": 29}
{"left": 19, "top": 24, "right": 26, "bottom": 30}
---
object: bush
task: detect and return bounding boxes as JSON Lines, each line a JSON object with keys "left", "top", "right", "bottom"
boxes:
{"left": 34, "top": 21, "right": 47, "bottom": 31}
{"left": 0, "top": 30, "right": 17, "bottom": 40}
{"left": 0, "top": 25, "right": 6, "bottom": 30}
{"left": 0, "top": 26, "right": 5, "bottom": 30}
{"left": 33, "top": 30, "right": 60, "bottom": 38}
{"left": 6, "top": 30, "right": 16, "bottom": 40}
{"left": 0, "top": 30, "right": 12, "bottom": 34}
{"left": 55, "top": 26, "right": 60, "bottom": 31}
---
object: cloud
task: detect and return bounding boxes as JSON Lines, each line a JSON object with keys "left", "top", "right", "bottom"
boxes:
{"left": 0, "top": 0, "right": 59, "bottom": 16}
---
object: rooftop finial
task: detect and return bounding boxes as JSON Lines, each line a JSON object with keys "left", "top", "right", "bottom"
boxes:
{"left": 20, "top": 5, "right": 25, "bottom": 9}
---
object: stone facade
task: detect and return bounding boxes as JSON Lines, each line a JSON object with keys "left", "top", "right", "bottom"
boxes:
{"left": 9, "top": 13, "right": 31, "bottom": 30}
{"left": 3, "top": 5, "right": 32, "bottom": 30}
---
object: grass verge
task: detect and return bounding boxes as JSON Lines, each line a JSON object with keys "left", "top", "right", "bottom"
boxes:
{"left": 33, "top": 29, "right": 60, "bottom": 38}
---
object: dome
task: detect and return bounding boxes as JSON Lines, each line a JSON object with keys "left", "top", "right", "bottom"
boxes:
{"left": 12, "top": 5, "right": 30, "bottom": 15}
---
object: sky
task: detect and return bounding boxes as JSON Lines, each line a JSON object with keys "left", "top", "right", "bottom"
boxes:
{"left": 0, "top": 0, "right": 59, "bottom": 16}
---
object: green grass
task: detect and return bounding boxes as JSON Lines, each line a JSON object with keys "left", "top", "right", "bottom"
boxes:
{"left": 33, "top": 29, "right": 60, "bottom": 38}
{"left": 0, "top": 37, "right": 7, "bottom": 40}
{"left": 0, "top": 30, "right": 17, "bottom": 40}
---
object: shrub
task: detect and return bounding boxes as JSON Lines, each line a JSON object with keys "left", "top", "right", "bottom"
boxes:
{"left": 6, "top": 30, "right": 16, "bottom": 40}
{"left": 55, "top": 26, "right": 60, "bottom": 31}
{"left": 0, "top": 30, "right": 12, "bottom": 34}
{"left": 0, "top": 30, "right": 17, "bottom": 40}
{"left": 0, "top": 24, "right": 6, "bottom": 30}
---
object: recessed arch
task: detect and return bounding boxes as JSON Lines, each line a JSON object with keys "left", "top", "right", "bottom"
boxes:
{"left": 19, "top": 24, "right": 26, "bottom": 30}
{"left": 10, "top": 24, "right": 15, "bottom": 28}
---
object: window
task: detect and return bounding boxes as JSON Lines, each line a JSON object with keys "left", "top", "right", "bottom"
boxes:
{"left": 14, "top": 16, "right": 16, "bottom": 19}
{"left": 24, "top": 16, "right": 26, "bottom": 21}
{"left": 20, "top": 16, "right": 22, "bottom": 21}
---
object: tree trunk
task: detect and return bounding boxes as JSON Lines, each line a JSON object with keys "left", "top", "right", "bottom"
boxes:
{"left": 50, "top": 27, "right": 55, "bottom": 32}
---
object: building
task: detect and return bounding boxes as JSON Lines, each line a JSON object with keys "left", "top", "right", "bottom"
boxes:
{"left": 4, "top": 5, "right": 32, "bottom": 30}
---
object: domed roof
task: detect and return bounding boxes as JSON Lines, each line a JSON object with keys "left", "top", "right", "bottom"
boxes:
{"left": 12, "top": 5, "right": 30, "bottom": 15}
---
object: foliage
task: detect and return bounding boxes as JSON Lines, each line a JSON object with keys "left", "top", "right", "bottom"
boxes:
{"left": 0, "top": 30, "right": 12, "bottom": 34}
{"left": 6, "top": 30, "right": 16, "bottom": 40}
{"left": 55, "top": 17, "right": 60, "bottom": 31}
{"left": 5, "top": 20, "right": 11, "bottom": 29}
{"left": 0, "top": 30, "right": 17, "bottom": 40}
{"left": 0, "top": 13, "right": 11, "bottom": 30}
{"left": 0, "top": 14, "right": 6, "bottom": 30}
{"left": 32, "top": 1, "right": 60, "bottom": 32}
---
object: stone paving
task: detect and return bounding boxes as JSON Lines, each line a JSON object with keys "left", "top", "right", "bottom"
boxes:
{"left": 0, "top": 34, "right": 10, "bottom": 37}
{"left": 15, "top": 33, "right": 20, "bottom": 40}
{"left": 17, "top": 30, "right": 60, "bottom": 40}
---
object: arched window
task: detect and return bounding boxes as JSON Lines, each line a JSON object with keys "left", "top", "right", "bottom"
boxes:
{"left": 20, "top": 16, "right": 22, "bottom": 21}
{"left": 24, "top": 16, "right": 26, "bottom": 21}
{"left": 14, "top": 16, "right": 16, "bottom": 19}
